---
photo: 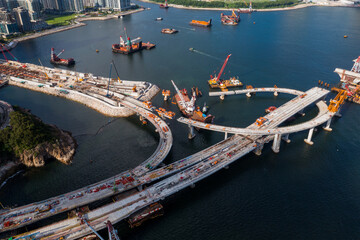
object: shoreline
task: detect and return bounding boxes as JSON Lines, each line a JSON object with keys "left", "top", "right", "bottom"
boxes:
{"left": 13, "top": 8, "right": 145, "bottom": 43}
{"left": 139, "top": 0, "right": 358, "bottom": 12}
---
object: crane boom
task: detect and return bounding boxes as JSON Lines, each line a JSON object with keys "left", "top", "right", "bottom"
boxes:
{"left": 171, "top": 80, "right": 186, "bottom": 104}
{"left": 216, "top": 54, "right": 231, "bottom": 82}
{"left": 56, "top": 49, "right": 65, "bottom": 58}
{"left": 107, "top": 221, "right": 121, "bottom": 240}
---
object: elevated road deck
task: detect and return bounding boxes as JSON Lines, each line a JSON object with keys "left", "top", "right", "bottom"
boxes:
{"left": 209, "top": 87, "right": 305, "bottom": 97}
{"left": 12, "top": 87, "right": 334, "bottom": 239}
{"left": 0, "top": 96, "right": 173, "bottom": 233}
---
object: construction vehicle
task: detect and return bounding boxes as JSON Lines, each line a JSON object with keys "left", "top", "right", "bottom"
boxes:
{"left": 208, "top": 54, "right": 242, "bottom": 90}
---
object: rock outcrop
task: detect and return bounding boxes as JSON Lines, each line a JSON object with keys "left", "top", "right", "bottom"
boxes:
{"left": 19, "top": 126, "right": 76, "bottom": 167}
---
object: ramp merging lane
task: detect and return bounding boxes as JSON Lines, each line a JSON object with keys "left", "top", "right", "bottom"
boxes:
{"left": 10, "top": 87, "right": 334, "bottom": 239}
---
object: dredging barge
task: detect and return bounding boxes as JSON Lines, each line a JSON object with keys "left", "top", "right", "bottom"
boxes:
{"left": 50, "top": 48, "right": 75, "bottom": 66}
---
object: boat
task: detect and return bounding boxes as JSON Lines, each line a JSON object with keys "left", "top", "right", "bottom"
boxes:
{"left": 128, "top": 203, "right": 164, "bottom": 228}
{"left": 238, "top": 1, "right": 256, "bottom": 13}
{"left": 265, "top": 106, "right": 277, "bottom": 113}
{"left": 189, "top": 19, "right": 212, "bottom": 27}
{"left": 96, "top": 49, "right": 99, "bottom": 52}
{"left": 161, "top": 28, "right": 178, "bottom": 34}
{"left": 171, "top": 80, "right": 214, "bottom": 123}
{"left": 155, "top": 17, "right": 163, "bottom": 21}
{"left": 160, "top": 0, "right": 169, "bottom": 8}
{"left": 112, "top": 28, "right": 155, "bottom": 54}
{"left": 50, "top": 48, "right": 75, "bottom": 66}
{"left": 189, "top": 48, "right": 195, "bottom": 51}
{"left": 221, "top": 10, "right": 240, "bottom": 25}
{"left": 142, "top": 42, "right": 156, "bottom": 50}
{"left": 208, "top": 54, "right": 243, "bottom": 90}
{"left": 112, "top": 35, "right": 143, "bottom": 54}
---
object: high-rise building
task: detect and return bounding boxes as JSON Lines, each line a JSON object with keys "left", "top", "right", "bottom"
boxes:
{"left": 0, "top": 21, "right": 18, "bottom": 34}
{"left": 104, "top": 0, "right": 130, "bottom": 10}
{"left": 6, "top": 0, "right": 19, "bottom": 10}
{"left": 13, "top": 6, "right": 31, "bottom": 32}
{"left": 0, "top": 7, "right": 13, "bottom": 21}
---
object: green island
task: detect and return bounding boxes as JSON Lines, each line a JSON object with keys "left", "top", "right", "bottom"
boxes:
{"left": 0, "top": 106, "right": 76, "bottom": 183}
{"left": 0, "top": 106, "right": 55, "bottom": 158}
{"left": 150, "top": 0, "right": 300, "bottom": 9}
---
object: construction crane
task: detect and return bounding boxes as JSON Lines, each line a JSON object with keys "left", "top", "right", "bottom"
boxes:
{"left": 171, "top": 80, "right": 195, "bottom": 114}
{"left": 111, "top": 60, "right": 122, "bottom": 83}
{"left": 77, "top": 213, "right": 105, "bottom": 240}
{"left": 106, "top": 221, "right": 121, "bottom": 240}
{"left": 328, "top": 89, "right": 347, "bottom": 113}
{"left": 351, "top": 56, "right": 360, "bottom": 73}
{"left": 107, "top": 62, "right": 113, "bottom": 97}
{"left": 215, "top": 54, "right": 231, "bottom": 84}
{"left": 38, "top": 58, "right": 49, "bottom": 80}
{"left": 50, "top": 48, "right": 65, "bottom": 61}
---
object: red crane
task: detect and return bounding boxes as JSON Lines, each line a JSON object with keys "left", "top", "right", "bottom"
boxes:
{"left": 351, "top": 56, "right": 360, "bottom": 73}
{"left": 216, "top": 54, "right": 232, "bottom": 83}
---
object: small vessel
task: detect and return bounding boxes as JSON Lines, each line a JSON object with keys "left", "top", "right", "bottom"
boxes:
{"left": 202, "top": 102, "right": 208, "bottom": 113}
{"left": 160, "top": 0, "right": 169, "bottom": 8}
{"left": 189, "top": 19, "right": 212, "bottom": 27}
{"left": 112, "top": 28, "right": 155, "bottom": 54}
{"left": 221, "top": 10, "right": 240, "bottom": 25}
{"left": 189, "top": 48, "right": 195, "bottom": 51}
{"left": 50, "top": 48, "right": 75, "bottom": 66}
{"left": 128, "top": 203, "right": 164, "bottom": 228}
{"left": 265, "top": 106, "right": 277, "bottom": 113}
{"left": 171, "top": 80, "right": 214, "bottom": 123}
{"left": 156, "top": 17, "right": 163, "bottom": 21}
{"left": 344, "top": 35, "right": 348, "bottom": 38}
{"left": 96, "top": 49, "right": 99, "bottom": 52}
{"left": 238, "top": 1, "right": 256, "bottom": 13}
{"left": 161, "top": 28, "right": 178, "bottom": 34}
{"left": 208, "top": 54, "right": 243, "bottom": 90}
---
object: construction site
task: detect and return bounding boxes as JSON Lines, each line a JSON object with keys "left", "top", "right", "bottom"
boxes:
{"left": 0, "top": 53, "right": 352, "bottom": 239}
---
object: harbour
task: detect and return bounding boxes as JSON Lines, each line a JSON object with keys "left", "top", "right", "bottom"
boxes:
{"left": 0, "top": 3, "right": 359, "bottom": 240}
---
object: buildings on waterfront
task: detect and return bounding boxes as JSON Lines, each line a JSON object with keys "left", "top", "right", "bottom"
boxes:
{"left": 0, "top": 0, "right": 131, "bottom": 37}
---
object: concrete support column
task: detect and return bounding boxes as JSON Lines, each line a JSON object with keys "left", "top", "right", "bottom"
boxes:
{"left": 246, "top": 92, "right": 251, "bottom": 98}
{"left": 323, "top": 118, "right": 333, "bottom": 132}
{"left": 274, "top": 91, "right": 278, "bottom": 96}
{"left": 224, "top": 132, "right": 228, "bottom": 140}
{"left": 188, "top": 124, "right": 196, "bottom": 139}
{"left": 335, "top": 107, "right": 342, "bottom": 117}
{"left": 298, "top": 109, "right": 305, "bottom": 116}
{"left": 304, "top": 128, "right": 314, "bottom": 145}
{"left": 220, "top": 95, "right": 225, "bottom": 100}
{"left": 282, "top": 134, "right": 291, "bottom": 143}
{"left": 271, "top": 134, "right": 282, "bottom": 153}
{"left": 253, "top": 144, "right": 264, "bottom": 156}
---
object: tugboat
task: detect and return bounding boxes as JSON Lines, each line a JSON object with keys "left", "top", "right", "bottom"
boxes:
{"left": 171, "top": 80, "right": 214, "bottom": 123}
{"left": 161, "top": 28, "right": 178, "bottom": 34}
{"left": 221, "top": 10, "right": 240, "bottom": 25}
{"left": 50, "top": 48, "right": 75, "bottom": 66}
{"left": 208, "top": 54, "right": 243, "bottom": 90}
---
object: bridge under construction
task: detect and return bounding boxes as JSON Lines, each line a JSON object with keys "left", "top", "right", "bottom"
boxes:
{"left": 1, "top": 82, "right": 346, "bottom": 240}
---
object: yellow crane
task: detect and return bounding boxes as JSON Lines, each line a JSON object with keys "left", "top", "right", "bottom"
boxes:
{"left": 328, "top": 90, "right": 347, "bottom": 113}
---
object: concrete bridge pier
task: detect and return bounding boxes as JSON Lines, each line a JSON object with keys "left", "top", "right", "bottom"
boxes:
{"left": 323, "top": 118, "right": 333, "bottom": 132}
{"left": 274, "top": 91, "right": 278, "bottom": 96}
{"left": 253, "top": 144, "right": 264, "bottom": 156}
{"left": 246, "top": 92, "right": 251, "bottom": 98}
{"left": 304, "top": 128, "right": 314, "bottom": 145}
{"left": 335, "top": 107, "right": 342, "bottom": 117}
{"left": 224, "top": 132, "right": 228, "bottom": 140}
{"left": 271, "top": 134, "right": 282, "bottom": 153}
{"left": 298, "top": 109, "right": 305, "bottom": 116}
{"left": 188, "top": 124, "right": 196, "bottom": 139}
{"left": 220, "top": 95, "right": 225, "bottom": 100}
{"left": 282, "top": 134, "right": 291, "bottom": 143}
